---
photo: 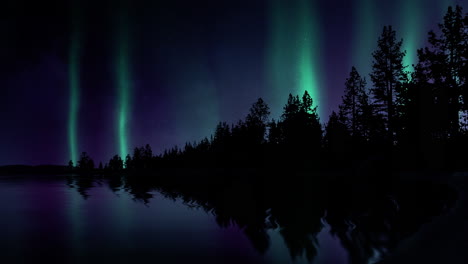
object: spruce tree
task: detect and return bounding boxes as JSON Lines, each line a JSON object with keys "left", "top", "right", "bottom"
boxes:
{"left": 245, "top": 98, "right": 270, "bottom": 145}
{"left": 339, "top": 67, "right": 368, "bottom": 139}
{"left": 370, "top": 26, "right": 407, "bottom": 144}
{"left": 422, "top": 5, "right": 468, "bottom": 136}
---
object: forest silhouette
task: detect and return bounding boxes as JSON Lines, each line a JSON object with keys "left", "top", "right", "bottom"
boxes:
{"left": 69, "top": 6, "right": 468, "bottom": 173}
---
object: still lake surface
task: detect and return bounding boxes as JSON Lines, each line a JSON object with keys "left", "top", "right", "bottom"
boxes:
{"left": 0, "top": 173, "right": 464, "bottom": 264}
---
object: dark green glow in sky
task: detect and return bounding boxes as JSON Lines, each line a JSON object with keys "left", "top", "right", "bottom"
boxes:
{"left": 297, "top": 0, "right": 323, "bottom": 119}
{"left": 68, "top": 32, "right": 80, "bottom": 164}
{"left": 168, "top": 49, "right": 220, "bottom": 147}
{"left": 401, "top": 0, "right": 422, "bottom": 72}
{"left": 353, "top": 0, "right": 377, "bottom": 77}
{"left": 68, "top": 2, "right": 81, "bottom": 164}
{"left": 268, "top": 0, "right": 296, "bottom": 118}
{"left": 268, "top": 0, "right": 324, "bottom": 119}
{"left": 116, "top": 9, "right": 131, "bottom": 159}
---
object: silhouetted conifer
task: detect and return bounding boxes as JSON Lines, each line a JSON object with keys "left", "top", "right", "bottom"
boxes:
{"left": 245, "top": 98, "right": 270, "bottom": 145}
{"left": 108, "top": 155, "right": 123, "bottom": 171}
{"left": 78, "top": 152, "right": 94, "bottom": 172}
{"left": 125, "top": 154, "right": 133, "bottom": 170}
{"left": 278, "top": 91, "right": 322, "bottom": 166}
{"left": 324, "top": 111, "right": 350, "bottom": 165}
{"left": 370, "top": 25, "right": 407, "bottom": 145}
{"left": 339, "top": 67, "right": 369, "bottom": 143}
{"left": 68, "top": 160, "right": 74, "bottom": 170}
{"left": 143, "top": 144, "right": 153, "bottom": 169}
{"left": 268, "top": 119, "right": 282, "bottom": 145}
{"left": 419, "top": 5, "right": 468, "bottom": 138}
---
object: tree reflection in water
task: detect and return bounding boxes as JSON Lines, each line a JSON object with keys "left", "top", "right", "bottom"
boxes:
{"left": 66, "top": 170, "right": 457, "bottom": 263}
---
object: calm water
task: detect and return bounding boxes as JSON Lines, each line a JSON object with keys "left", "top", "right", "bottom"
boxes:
{"left": 0, "top": 173, "right": 459, "bottom": 264}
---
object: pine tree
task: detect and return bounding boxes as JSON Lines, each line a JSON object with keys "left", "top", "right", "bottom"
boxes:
{"left": 68, "top": 160, "right": 74, "bottom": 170}
{"left": 339, "top": 67, "right": 368, "bottom": 139}
{"left": 282, "top": 94, "right": 301, "bottom": 122}
{"left": 109, "top": 155, "right": 123, "bottom": 171}
{"left": 78, "top": 152, "right": 95, "bottom": 172}
{"left": 125, "top": 154, "right": 133, "bottom": 170}
{"left": 143, "top": 144, "right": 153, "bottom": 169}
{"left": 278, "top": 91, "right": 322, "bottom": 165}
{"left": 246, "top": 98, "right": 270, "bottom": 145}
{"left": 370, "top": 26, "right": 407, "bottom": 144}
{"left": 324, "top": 111, "right": 350, "bottom": 156}
{"left": 421, "top": 5, "right": 468, "bottom": 137}
{"left": 299, "top": 91, "right": 323, "bottom": 151}
{"left": 268, "top": 119, "right": 282, "bottom": 145}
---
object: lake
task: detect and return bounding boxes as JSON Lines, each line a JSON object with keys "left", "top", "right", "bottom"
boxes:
{"left": 0, "top": 172, "right": 465, "bottom": 264}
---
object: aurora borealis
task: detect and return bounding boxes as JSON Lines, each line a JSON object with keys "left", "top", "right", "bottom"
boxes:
{"left": 268, "top": 0, "right": 324, "bottom": 118}
{"left": 401, "top": 0, "right": 422, "bottom": 72}
{"left": 296, "top": 0, "right": 323, "bottom": 119}
{"left": 68, "top": 32, "right": 80, "bottom": 165}
{"left": 352, "top": 0, "right": 377, "bottom": 74}
{"left": 1, "top": 0, "right": 467, "bottom": 165}
{"left": 68, "top": 1, "right": 81, "bottom": 165}
{"left": 116, "top": 5, "right": 131, "bottom": 160}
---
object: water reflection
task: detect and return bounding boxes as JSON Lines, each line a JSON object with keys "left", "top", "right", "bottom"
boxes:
{"left": 66, "top": 171, "right": 458, "bottom": 264}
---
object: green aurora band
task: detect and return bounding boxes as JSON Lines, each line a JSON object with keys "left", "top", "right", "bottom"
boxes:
{"left": 68, "top": 7, "right": 81, "bottom": 164}
{"left": 268, "top": 0, "right": 292, "bottom": 117}
{"left": 401, "top": 0, "right": 423, "bottom": 72}
{"left": 67, "top": 3, "right": 83, "bottom": 256}
{"left": 268, "top": 0, "right": 324, "bottom": 119}
{"left": 297, "top": 0, "right": 323, "bottom": 119}
{"left": 116, "top": 10, "right": 131, "bottom": 159}
{"left": 352, "top": 0, "right": 377, "bottom": 77}
{"left": 68, "top": 35, "right": 79, "bottom": 164}
{"left": 356, "top": 0, "right": 458, "bottom": 76}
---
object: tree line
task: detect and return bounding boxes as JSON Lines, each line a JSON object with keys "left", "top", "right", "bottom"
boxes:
{"left": 71, "top": 5, "right": 468, "bottom": 172}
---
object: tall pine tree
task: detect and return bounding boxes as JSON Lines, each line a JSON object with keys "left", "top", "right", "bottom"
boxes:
{"left": 370, "top": 26, "right": 407, "bottom": 144}
{"left": 421, "top": 5, "right": 468, "bottom": 137}
{"left": 339, "top": 67, "right": 368, "bottom": 140}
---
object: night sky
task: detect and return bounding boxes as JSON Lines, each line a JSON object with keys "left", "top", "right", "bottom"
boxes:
{"left": 1, "top": 0, "right": 467, "bottom": 165}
